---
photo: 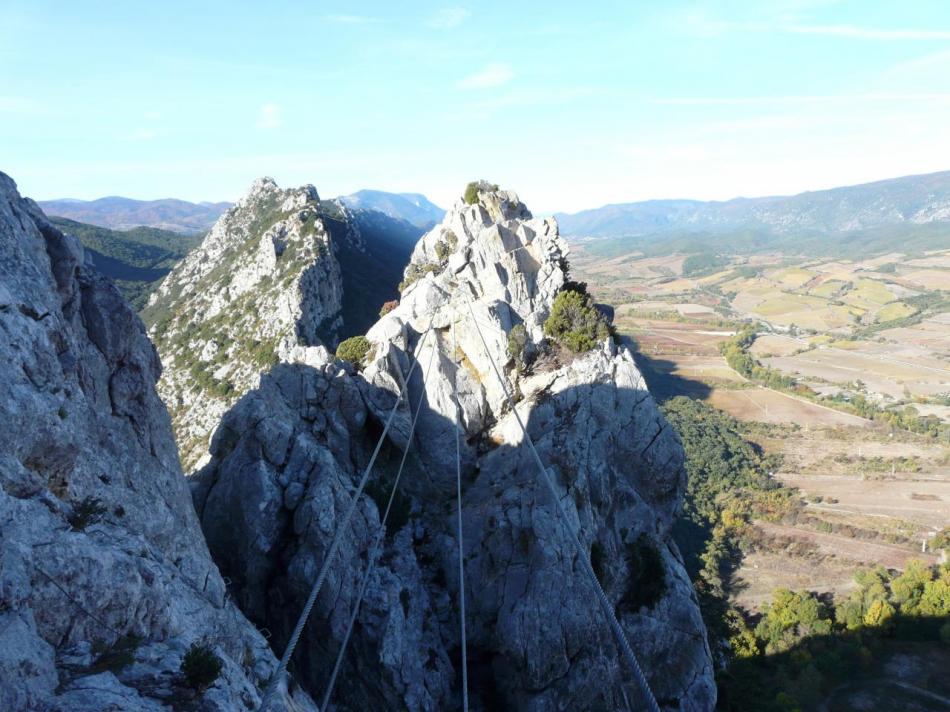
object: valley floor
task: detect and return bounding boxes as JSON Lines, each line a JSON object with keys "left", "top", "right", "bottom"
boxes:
{"left": 575, "top": 245, "right": 950, "bottom": 708}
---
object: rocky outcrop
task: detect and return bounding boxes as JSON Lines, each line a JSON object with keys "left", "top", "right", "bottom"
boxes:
{"left": 0, "top": 172, "right": 315, "bottom": 711}
{"left": 144, "top": 178, "right": 345, "bottom": 471}
{"left": 146, "top": 179, "right": 420, "bottom": 473}
{"left": 194, "top": 186, "right": 716, "bottom": 710}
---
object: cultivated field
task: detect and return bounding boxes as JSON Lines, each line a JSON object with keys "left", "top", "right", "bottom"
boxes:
{"left": 574, "top": 243, "right": 950, "bottom": 618}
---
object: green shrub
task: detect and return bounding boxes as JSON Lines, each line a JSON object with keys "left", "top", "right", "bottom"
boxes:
{"left": 90, "top": 634, "right": 141, "bottom": 673}
{"left": 181, "top": 641, "right": 222, "bottom": 691}
{"left": 248, "top": 339, "right": 279, "bottom": 369}
{"left": 69, "top": 496, "right": 108, "bottom": 531}
{"left": 398, "top": 262, "right": 439, "bottom": 292}
{"left": 434, "top": 231, "right": 458, "bottom": 262}
{"left": 682, "top": 252, "right": 729, "bottom": 277}
{"left": 463, "top": 181, "right": 499, "bottom": 205}
{"left": 506, "top": 323, "right": 528, "bottom": 368}
{"left": 543, "top": 288, "right": 610, "bottom": 353}
{"left": 464, "top": 182, "right": 480, "bottom": 205}
{"left": 336, "top": 335, "right": 371, "bottom": 367}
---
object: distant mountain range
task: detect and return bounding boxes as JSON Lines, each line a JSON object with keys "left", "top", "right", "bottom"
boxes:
{"left": 339, "top": 189, "right": 444, "bottom": 228}
{"left": 40, "top": 189, "right": 445, "bottom": 234}
{"left": 556, "top": 170, "right": 950, "bottom": 240}
{"left": 39, "top": 196, "right": 233, "bottom": 234}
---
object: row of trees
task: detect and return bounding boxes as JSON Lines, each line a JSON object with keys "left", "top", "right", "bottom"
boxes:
{"left": 662, "top": 395, "right": 950, "bottom": 710}
{"left": 722, "top": 562, "right": 950, "bottom": 711}
{"left": 719, "top": 326, "right": 797, "bottom": 391}
{"left": 661, "top": 397, "right": 798, "bottom": 651}
{"left": 720, "top": 325, "right": 949, "bottom": 438}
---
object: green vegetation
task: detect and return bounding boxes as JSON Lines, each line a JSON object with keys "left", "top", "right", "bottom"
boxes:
{"left": 188, "top": 361, "right": 235, "bottom": 398}
{"left": 69, "top": 496, "right": 108, "bottom": 531}
{"left": 434, "top": 230, "right": 458, "bottom": 262}
{"left": 664, "top": 399, "right": 950, "bottom": 711}
{"left": 682, "top": 252, "right": 730, "bottom": 277}
{"left": 662, "top": 397, "right": 796, "bottom": 647}
{"left": 543, "top": 286, "right": 610, "bottom": 352}
{"left": 463, "top": 180, "right": 499, "bottom": 205}
{"left": 721, "top": 325, "right": 950, "bottom": 438}
{"left": 506, "top": 323, "right": 528, "bottom": 370}
{"left": 720, "top": 562, "right": 950, "bottom": 711}
{"left": 720, "top": 326, "right": 797, "bottom": 391}
{"left": 852, "top": 289, "right": 950, "bottom": 338}
{"left": 578, "top": 221, "right": 950, "bottom": 262}
{"left": 932, "top": 527, "right": 950, "bottom": 552}
{"left": 336, "top": 335, "right": 371, "bottom": 366}
{"left": 51, "top": 217, "right": 201, "bottom": 310}
{"left": 90, "top": 634, "right": 141, "bottom": 673}
{"left": 180, "top": 641, "right": 223, "bottom": 691}
{"left": 398, "top": 262, "right": 439, "bottom": 292}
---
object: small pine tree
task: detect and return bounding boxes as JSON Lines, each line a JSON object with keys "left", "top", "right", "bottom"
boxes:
{"left": 463, "top": 182, "right": 480, "bottom": 205}
{"left": 181, "top": 642, "right": 222, "bottom": 691}
{"left": 543, "top": 289, "right": 609, "bottom": 353}
{"left": 336, "top": 336, "right": 371, "bottom": 367}
{"left": 506, "top": 323, "right": 528, "bottom": 369}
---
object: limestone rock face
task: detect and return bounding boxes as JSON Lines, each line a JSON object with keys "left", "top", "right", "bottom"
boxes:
{"left": 145, "top": 178, "right": 346, "bottom": 471}
{"left": 194, "top": 187, "right": 715, "bottom": 710}
{"left": 0, "top": 172, "right": 315, "bottom": 711}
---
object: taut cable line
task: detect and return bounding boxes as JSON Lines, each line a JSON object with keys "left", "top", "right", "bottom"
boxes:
{"left": 318, "top": 336, "right": 438, "bottom": 710}
{"left": 259, "top": 324, "right": 433, "bottom": 711}
{"left": 463, "top": 298, "right": 661, "bottom": 712}
{"left": 452, "top": 310, "right": 470, "bottom": 712}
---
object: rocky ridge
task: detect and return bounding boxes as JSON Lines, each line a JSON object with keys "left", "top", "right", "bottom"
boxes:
{"left": 193, "top": 184, "right": 716, "bottom": 710}
{"left": 0, "top": 171, "right": 314, "bottom": 711}
{"left": 145, "top": 179, "right": 353, "bottom": 472}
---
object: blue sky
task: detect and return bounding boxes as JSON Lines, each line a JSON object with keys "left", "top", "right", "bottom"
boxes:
{"left": 3, "top": 1, "right": 950, "bottom": 213}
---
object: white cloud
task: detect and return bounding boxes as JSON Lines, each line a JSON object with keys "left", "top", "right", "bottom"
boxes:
{"left": 457, "top": 63, "right": 514, "bottom": 89}
{"left": 429, "top": 7, "right": 469, "bottom": 29}
{"left": 256, "top": 103, "right": 282, "bottom": 129}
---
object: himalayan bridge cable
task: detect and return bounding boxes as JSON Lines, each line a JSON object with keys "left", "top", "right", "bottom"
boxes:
{"left": 463, "top": 298, "right": 662, "bottom": 712}
{"left": 259, "top": 323, "right": 434, "bottom": 711}
{"left": 318, "top": 334, "right": 439, "bottom": 710}
{"left": 452, "top": 309, "right": 470, "bottom": 712}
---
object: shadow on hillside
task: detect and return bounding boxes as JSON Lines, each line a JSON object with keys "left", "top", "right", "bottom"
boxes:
{"left": 717, "top": 614, "right": 950, "bottom": 712}
{"left": 618, "top": 334, "right": 713, "bottom": 403}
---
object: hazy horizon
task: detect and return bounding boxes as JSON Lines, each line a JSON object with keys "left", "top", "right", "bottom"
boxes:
{"left": 4, "top": 1, "right": 950, "bottom": 213}
{"left": 32, "top": 165, "right": 950, "bottom": 217}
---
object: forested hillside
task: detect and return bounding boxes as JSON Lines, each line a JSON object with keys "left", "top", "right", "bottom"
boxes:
{"left": 49, "top": 217, "right": 201, "bottom": 309}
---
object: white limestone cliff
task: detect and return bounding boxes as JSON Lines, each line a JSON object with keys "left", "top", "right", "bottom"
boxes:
{"left": 0, "top": 171, "right": 316, "bottom": 711}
